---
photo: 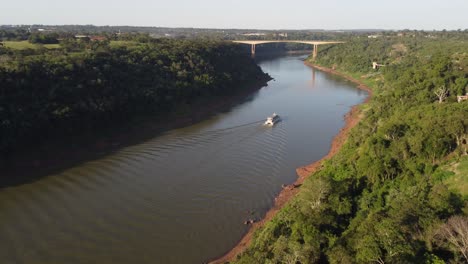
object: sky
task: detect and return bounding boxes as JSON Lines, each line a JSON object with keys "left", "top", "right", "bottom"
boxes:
{"left": 2, "top": 0, "right": 467, "bottom": 30}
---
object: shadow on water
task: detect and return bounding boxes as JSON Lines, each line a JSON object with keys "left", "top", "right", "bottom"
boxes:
{"left": 253, "top": 51, "right": 311, "bottom": 64}
{"left": 0, "top": 85, "right": 266, "bottom": 189}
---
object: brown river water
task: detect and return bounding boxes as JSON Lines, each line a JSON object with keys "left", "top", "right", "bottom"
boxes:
{"left": 0, "top": 55, "right": 367, "bottom": 264}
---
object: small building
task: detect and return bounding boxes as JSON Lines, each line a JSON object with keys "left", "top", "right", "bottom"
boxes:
{"left": 457, "top": 93, "right": 468, "bottom": 103}
{"left": 372, "top": 62, "right": 385, "bottom": 70}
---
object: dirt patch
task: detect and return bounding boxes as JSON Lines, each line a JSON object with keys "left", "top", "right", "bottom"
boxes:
{"left": 392, "top": 43, "right": 408, "bottom": 53}
{"left": 209, "top": 62, "right": 373, "bottom": 264}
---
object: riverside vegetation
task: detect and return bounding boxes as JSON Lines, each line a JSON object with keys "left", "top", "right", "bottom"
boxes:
{"left": 0, "top": 34, "right": 269, "bottom": 161}
{"left": 232, "top": 34, "right": 468, "bottom": 263}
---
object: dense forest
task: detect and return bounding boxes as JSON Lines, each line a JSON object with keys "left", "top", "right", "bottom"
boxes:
{"left": 233, "top": 36, "right": 468, "bottom": 263}
{"left": 0, "top": 36, "right": 270, "bottom": 158}
{"left": 0, "top": 25, "right": 373, "bottom": 41}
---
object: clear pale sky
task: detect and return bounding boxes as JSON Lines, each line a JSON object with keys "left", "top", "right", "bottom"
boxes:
{"left": 2, "top": 0, "right": 467, "bottom": 30}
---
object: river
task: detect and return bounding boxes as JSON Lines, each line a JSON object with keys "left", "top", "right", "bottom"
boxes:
{"left": 0, "top": 55, "right": 367, "bottom": 264}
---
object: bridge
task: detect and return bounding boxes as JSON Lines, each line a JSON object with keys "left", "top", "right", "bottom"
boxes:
{"left": 232, "top": 40, "right": 345, "bottom": 58}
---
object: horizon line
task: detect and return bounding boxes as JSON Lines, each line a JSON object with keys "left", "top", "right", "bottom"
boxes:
{"left": 1, "top": 24, "right": 467, "bottom": 32}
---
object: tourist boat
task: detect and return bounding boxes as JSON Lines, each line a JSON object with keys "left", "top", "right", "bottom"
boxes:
{"left": 264, "top": 113, "right": 280, "bottom": 126}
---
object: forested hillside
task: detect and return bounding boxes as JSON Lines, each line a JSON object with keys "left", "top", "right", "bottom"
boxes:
{"left": 0, "top": 37, "right": 269, "bottom": 157}
{"left": 233, "top": 36, "right": 468, "bottom": 263}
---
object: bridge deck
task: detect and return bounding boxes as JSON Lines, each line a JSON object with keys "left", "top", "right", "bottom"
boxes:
{"left": 232, "top": 40, "right": 345, "bottom": 57}
{"left": 232, "top": 40, "right": 345, "bottom": 45}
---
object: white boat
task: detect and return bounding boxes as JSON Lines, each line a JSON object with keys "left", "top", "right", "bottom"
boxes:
{"left": 264, "top": 113, "right": 280, "bottom": 126}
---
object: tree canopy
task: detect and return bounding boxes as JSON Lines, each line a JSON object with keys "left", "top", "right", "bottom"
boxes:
{"left": 233, "top": 33, "right": 468, "bottom": 264}
{"left": 0, "top": 37, "right": 269, "bottom": 157}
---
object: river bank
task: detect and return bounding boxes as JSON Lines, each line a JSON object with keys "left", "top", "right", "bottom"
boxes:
{"left": 0, "top": 55, "right": 370, "bottom": 264}
{"left": 0, "top": 76, "right": 271, "bottom": 188}
{"left": 209, "top": 61, "right": 373, "bottom": 264}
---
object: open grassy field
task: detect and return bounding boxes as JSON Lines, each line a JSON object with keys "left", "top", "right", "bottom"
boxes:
{"left": 445, "top": 155, "right": 468, "bottom": 196}
{"left": 3, "top": 41, "right": 60, "bottom": 50}
{"left": 109, "top": 40, "right": 140, "bottom": 48}
{"left": 3, "top": 40, "right": 141, "bottom": 50}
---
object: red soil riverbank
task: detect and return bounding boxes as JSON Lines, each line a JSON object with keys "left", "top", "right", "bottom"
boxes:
{"left": 209, "top": 62, "right": 373, "bottom": 264}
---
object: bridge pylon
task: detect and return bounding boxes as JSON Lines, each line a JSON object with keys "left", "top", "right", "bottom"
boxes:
{"left": 313, "top": 44, "right": 318, "bottom": 59}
